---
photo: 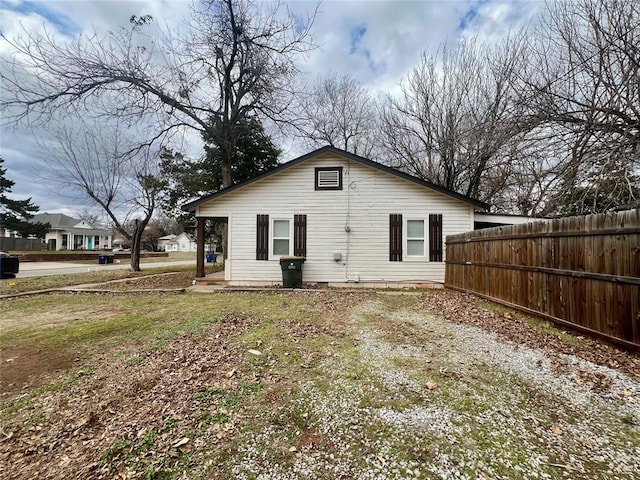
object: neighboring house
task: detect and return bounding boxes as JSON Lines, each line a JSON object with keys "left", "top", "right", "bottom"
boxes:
{"left": 111, "top": 236, "right": 129, "bottom": 251}
{"left": 30, "top": 213, "right": 112, "bottom": 251}
{"left": 0, "top": 228, "right": 39, "bottom": 239}
{"left": 163, "top": 232, "right": 197, "bottom": 252}
{"left": 182, "top": 145, "right": 489, "bottom": 286}
{"left": 157, "top": 234, "right": 177, "bottom": 252}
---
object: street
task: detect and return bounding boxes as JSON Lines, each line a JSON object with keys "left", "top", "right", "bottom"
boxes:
{"left": 15, "top": 260, "right": 197, "bottom": 278}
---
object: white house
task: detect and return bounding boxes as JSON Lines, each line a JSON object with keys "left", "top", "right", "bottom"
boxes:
{"left": 157, "top": 234, "right": 177, "bottom": 252}
{"left": 182, "top": 146, "right": 489, "bottom": 287}
{"left": 30, "top": 213, "right": 112, "bottom": 251}
{"left": 161, "top": 233, "right": 198, "bottom": 252}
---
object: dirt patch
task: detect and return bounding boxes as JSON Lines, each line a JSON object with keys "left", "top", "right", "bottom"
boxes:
{"left": 0, "top": 345, "right": 76, "bottom": 397}
{"left": 86, "top": 271, "right": 197, "bottom": 290}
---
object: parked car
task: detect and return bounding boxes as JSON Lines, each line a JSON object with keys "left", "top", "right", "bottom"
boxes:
{"left": 0, "top": 251, "right": 20, "bottom": 279}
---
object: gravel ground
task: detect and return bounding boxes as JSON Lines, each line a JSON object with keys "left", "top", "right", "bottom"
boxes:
{"left": 231, "top": 298, "right": 639, "bottom": 480}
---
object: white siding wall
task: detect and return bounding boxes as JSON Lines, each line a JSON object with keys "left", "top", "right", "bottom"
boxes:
{"left": 197, "top": 154, "right": 475, "bottom": 284}
{"left": 44, "top": 231, "right": 61, "bottom": 249}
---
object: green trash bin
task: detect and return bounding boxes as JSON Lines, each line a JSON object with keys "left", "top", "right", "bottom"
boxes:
{"left": 279, "top": 256, "right": 305, "bottom": 288}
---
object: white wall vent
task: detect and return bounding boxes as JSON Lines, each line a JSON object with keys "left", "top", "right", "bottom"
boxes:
{"left": 315, "top": 167, "right": 343, "bottom": 190}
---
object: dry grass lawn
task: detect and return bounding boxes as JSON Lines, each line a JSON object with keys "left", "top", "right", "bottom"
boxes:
{"left": 1, "top": 287, "right": 638, "bottom": 479}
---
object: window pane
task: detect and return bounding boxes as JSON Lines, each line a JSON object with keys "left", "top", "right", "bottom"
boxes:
{"left": 407, "top": 239, "right": 424, "bottom": 256}
{"left": 273, "top": 239, "right": 290, "bottom": 255}
{"left": 407, "top": 220, "right": 424, "bottom": 238}
{"left": 273, "top": 220, "right": 290, "bottom": 237}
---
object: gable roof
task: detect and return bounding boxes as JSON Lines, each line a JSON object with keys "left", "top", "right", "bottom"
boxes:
{"left": 30, "top": 213, "right": 111, "bottom": 235}
{"left": 181, "top": 145, "right": 490, "bottom": 212}
{"left": 170, "top": 232, "right": 195, "bottom": 242}
{"left": 31, "top": 213, "right": 80, "bottom": 229}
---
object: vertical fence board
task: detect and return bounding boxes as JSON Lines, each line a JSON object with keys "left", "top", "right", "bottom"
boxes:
{"left": 445, "top": 209, "right": 640, "bottom": 350}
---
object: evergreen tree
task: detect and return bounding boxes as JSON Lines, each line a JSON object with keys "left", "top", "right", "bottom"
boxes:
{"left": 201, "top": 118, "right": 281, "bottom": 191}
{"left": 0, "top": 157, "right": 49, "bottom": 238}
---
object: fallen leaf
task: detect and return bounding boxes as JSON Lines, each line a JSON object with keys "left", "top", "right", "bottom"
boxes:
{"left": 288, "top": 446, "right": 297, "bottom": 452}
{"left": 426, "top": 382, "right": 437, "bottom": 390}
{"left": 172, "top": 437, "right": 190, "bottom": 448}
{"left": 552, "top": 425, "right": 563, "bottom": 435}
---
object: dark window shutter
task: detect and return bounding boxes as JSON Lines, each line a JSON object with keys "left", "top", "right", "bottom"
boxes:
{"left": 389, "top": 214, "right": 403, "bottom": 262}
{"left": 429, "top": 214, "right": 443, "bottom": 262}
{"left": 256, "top": 214, "right": 269, "bottom": 260}
{"left": 293, "top": 214, "right": 307, "bottom": 257}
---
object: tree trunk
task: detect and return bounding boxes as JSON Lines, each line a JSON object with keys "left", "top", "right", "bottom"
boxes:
{"left": 221, "top": 145, "right": 232, "bottom": 261}
{"left": 221, "top": 155, "right": 233, "bottom": 189}
{"left": 130, "top": 219, "right": 144, "bottom": 272}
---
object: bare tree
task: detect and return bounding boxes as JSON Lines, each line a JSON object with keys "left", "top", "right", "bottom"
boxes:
{"left": 1, "top": 0, "right": 317, "bottom": 189}
{"left": 44, "top": 121, "right": 166, "bottom": 271}
{"left": 380, "top": 34, "right": 535, "bottom": 206}
{"left": 292, "top": 73, "right": 379, "bottom": 157}
{"left": 75, "top": 208, "right": 108, "bottom": 228}
{"left": 524, "top": 0, "right": 640, "bottom": 214}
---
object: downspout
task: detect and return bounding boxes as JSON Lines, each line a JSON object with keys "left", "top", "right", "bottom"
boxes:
{"left": 344, "top": 162, "right": 353, "bottom": 282}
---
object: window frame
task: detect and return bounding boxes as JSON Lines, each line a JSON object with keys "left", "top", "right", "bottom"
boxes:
{"left": 314, "top": 167, "right": 343, "bottom": 190}
{"left": 270, "top": 217, "right": 293, "bottom": 259}
{"left": 404, "top": 218, "right": 427, "bottom": 259}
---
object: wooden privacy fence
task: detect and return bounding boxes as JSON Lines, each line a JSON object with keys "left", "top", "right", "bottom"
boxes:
{"left": 445, "top": 209, "right": 640, "bottom": 350}
{"left": 0, "top": 237, "right": 42, "bottom": 251}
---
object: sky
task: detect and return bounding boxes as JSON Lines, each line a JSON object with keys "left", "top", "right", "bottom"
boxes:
{"left": 0, "top": 0, "right": 543, "bottom": 216}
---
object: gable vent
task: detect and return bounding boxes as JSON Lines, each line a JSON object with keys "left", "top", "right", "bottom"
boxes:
{"left": 315, "top": 167, "right": 343, "bottom": 190}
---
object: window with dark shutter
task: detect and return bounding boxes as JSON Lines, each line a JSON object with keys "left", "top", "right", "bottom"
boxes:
{"left": 293, "top": 214, "right": 307, "bottom": 257}
{"left": 256, "top": 214, "right": 269, "bottom": 260}
{"left": 429, "top": 214, "right": 443, "bottom": 262}
{"left": 389, "top": 214, "right": 403, "bottom": 261}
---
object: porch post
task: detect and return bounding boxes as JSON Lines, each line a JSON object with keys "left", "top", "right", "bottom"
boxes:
{"left": 196, "top": 217, "right": 205, "bottom": 278}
